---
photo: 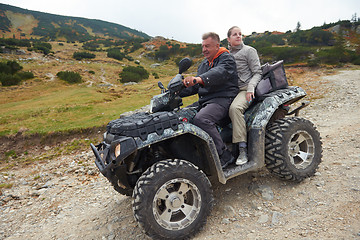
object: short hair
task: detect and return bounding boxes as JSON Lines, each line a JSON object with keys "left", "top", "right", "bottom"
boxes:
{"left": 202, "top": 32, "right": 220, "bottom": 43}
{"left": 227, "top": 26, "right": 241, "bottom": 38}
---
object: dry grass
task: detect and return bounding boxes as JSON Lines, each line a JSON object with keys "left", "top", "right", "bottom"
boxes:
{"left": 0, "top": 43, "right": 199, "bottom": 136}
{"left": 286, "top": 66, "right": 337, "bottom": 100}
{"left": 1, "top": 41, "right": 356, "bottom": 137}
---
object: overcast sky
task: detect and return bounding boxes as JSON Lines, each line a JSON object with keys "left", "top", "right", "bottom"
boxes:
{"left": 1, "top": 0, "right": 359, "bottom": 43}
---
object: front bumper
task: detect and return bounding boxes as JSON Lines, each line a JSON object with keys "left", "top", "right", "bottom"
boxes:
{"left": 90, "top": 135, "right": 137, "bottom": 187}
{"left": 90, "top": 142, "right": 108, "bottom": 175}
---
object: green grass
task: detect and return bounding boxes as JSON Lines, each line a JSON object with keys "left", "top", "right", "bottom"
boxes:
{"left": 0, "top": 43, "right": 200, "bottom": 137}
{"left": 0, "top": 61, "right": 198, "bottom": 136}
{"left": 0, "top": 84, "right": 151, "bottom": 135}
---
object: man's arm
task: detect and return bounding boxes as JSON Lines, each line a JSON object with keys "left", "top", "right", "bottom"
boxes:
{"left": 198, "top": 53, "right": 237, "bottom": 87}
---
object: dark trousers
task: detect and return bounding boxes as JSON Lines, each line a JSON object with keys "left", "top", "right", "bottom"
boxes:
{"left": 193, "top": 102, "right": 230, "bottom": 156}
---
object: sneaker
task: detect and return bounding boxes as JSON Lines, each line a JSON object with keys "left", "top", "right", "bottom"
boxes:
{"left": 236, "top": 147, "right": 248, "bottom": 165}
{"left": 220, "top": 150, "right": 235, "bottom": 169}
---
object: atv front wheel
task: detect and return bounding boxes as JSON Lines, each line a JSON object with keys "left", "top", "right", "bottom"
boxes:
{"left": 132, "top": 159, "right": 213, "bottom": 240}
{"left": 265, "top": 117, "right": 322, "bottom": 182}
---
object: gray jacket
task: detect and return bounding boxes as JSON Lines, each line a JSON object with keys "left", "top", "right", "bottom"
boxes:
{"left": 229, "top": 43, "right": 262, "bottom": 92}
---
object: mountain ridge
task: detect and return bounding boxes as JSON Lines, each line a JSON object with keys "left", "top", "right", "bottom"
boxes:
{"left": 0, "top": 3, "right": 150, "bottom": 41}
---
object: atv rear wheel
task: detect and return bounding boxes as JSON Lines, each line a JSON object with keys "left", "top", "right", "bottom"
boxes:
{"left": 132, "top": 159, "right": 213, "bottom": 240}
{"left": 265, "top": 117, "right": 322, "bottom": 182}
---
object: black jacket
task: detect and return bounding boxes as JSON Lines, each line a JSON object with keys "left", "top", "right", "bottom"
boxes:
{"left": 180, "top": 51, "right": 239, "bottom": 107}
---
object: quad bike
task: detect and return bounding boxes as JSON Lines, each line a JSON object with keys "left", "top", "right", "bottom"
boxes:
{"left": 91, "top": 58, "right": 322, "bottom": 239}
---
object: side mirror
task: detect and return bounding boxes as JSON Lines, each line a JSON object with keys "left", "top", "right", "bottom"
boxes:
{"left": 178, "top": 58, "right": 192, "bottom": 74}
{"left": 158, "top": 81, "right": 166, "bottom": 93}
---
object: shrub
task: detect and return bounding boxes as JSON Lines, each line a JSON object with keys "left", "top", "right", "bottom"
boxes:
{"left": 57, "top": 71, "right": 82, "bottom": 84}
{"left": 119, "top": 66, "right": 149, "bottom": 83}
{"left": 107, "top": 48, "right": 125, "bottom": 61}
{"left": 0, "top": 62, "right": 12, "bottom": 75}
{"left": 258, "top": 46, "right": 313, "bottom": 63}
{"left": 314, "top": 48, "right": 351, "bottom": 65}
{"left": 152, "top": 72, "right": 159, "bottom": 79}
{"left": 125, "top": 55, "right": 134, "bottom": 61}
{"left": 82, "top": 42, "right": 100, "bottom": 51}
{"left": 352, "top": 56, "right": 360, "bottom": 65}
{"left": 16, "top": 71, "right": 34, "bottom": 80}
{"left": 307, "top": 58, "right": 320, "bottom": 67}
{"left": 32, "top": 42, "right": 52, "bottom": 55}
{"left": 155, "top": 45, "right": 170, "bottom": 61}
{"left": 0, "top": 38, "right": 31, "bottom": 48}
{"left": 0, "top": 60, "right": 34, "bottom": 86}
{"left": 73, "top": 51, "right": 96, "bottom": 60}
{"left": 0, "top": 72, "right": 21, "bottom": 86}
{"left": 0, "top": 61, "right": 23, "bottom": 75}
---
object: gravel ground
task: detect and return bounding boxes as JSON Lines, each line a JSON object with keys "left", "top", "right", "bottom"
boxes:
{"left": 1, "top": 68, "right": 360, "bottom": 240}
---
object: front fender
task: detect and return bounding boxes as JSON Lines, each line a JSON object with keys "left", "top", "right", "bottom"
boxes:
{"left": 134, "top": 122, "right": 227, "bottom": 183}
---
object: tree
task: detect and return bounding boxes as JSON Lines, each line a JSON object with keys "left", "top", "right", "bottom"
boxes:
{"left": 295, "top": 21, "right": 301, "bottom": 32}
{"left": 351, "top": 13, "right": 358, "bottom": 23}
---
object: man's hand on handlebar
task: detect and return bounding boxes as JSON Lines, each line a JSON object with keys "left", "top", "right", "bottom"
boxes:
{"left": 183, "top": 76, "right": 204, "bottom": 88}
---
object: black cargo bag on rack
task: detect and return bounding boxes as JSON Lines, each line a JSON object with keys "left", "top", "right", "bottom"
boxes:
{"left": 255, "top": 60, "right": 288, "bottom": 99}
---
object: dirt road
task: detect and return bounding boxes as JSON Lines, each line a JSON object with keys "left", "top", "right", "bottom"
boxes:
{"left": 1, "top": 68, "right": 360, "bottom": 240}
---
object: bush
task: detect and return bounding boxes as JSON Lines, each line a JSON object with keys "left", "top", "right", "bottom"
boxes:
{"left": 0, "top": 60, "right": 34, "bottom": 86}
{"left": 107, "top": 48, "right": 125, "bottom": 61}
{"left": 307, "top": 58, "right": 320, "bottom": 67}
{"left": 155, "top": 45, "right": 170, "bottom": 61}
{"left": 0, "top": 62, "right": 12, "bottom": 75}
{"left": 73, "top": 51, "right": 96, "bottom": 60}
{"left": 57, "top": 71, "right": 82, "bottom": 84}
{"left": 0, "top": 60, "right": 23, "bottom": 75}
{"left": 0, "top": 73, "right": 21, "bottom": 86}
{"left": 314, "top": 48, "right": 351, "bottom": 65}
{"left": 125, "top": 55, "right": 134, "bottom": 61}
{"left": 352, "top": 56, "right": 360, "bottom": 65}
{"left": 0, "top": 38, "right": 31, "bottom": 48}
{"left": 258, "top": 46, "right": 313, "bottom": 63}
{"left": 82, "top": 42, "right": 100, "bottom": 51}
{"left": 32, "top": 42, "right": 52, "bottom": 55}
{"left": 16, "top": 71, "right": 34, "bottom": 80}
{"left": 119, "top": 66, "right": 149, "bottom": 83}
{"left": 152, "top": 72, "right": 159, "bottom": 79}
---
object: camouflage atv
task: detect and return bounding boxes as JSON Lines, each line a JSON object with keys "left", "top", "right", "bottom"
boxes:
{"left": 91, "top": 58, "right": 322, "bottom": 239}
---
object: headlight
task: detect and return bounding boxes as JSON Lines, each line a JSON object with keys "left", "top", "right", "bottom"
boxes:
{"left": 115, "top": 144, "right": 121, "bottom": 158}
{"left": 110, "top": 137, "right": 137, "bottom": 162}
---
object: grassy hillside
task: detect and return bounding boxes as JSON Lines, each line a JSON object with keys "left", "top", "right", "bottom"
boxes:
{"left": 0, "top": 3, "right": 150, "bottom": 41}
{"left": 0, "top": 38, "right": 200, "bottom": 136}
